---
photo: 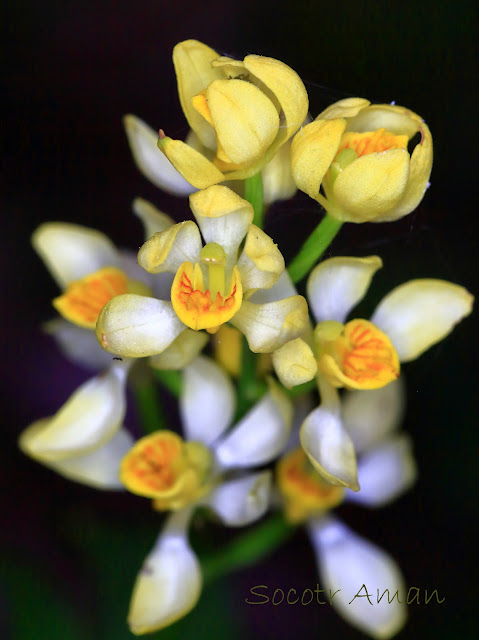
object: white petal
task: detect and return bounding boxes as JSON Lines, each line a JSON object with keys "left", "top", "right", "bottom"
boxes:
{"left": 137, "top": 221, "right": 203, "bottom": 275}
{"left": 249, "top": 269, "right": 298, "bottom": 303}
{"left": 96, "top": 295, "right": 185, "bottom": 358}
{"left": 49, "top": 428, "right": 134, "bottom": 489}
{"left": 308, "top": 517, "right": 407, "bottom": 640}
{"left": 180, "top": 356, "right": 235, "bottom": 445}
{"left": 204, "top": 471, "right": 272, "bottom": 526}
{"left": 150, "top": 330, "right": 208, "bottom": 371}
{"left": 19, "top": 364, "right": 128, "bottom": 462}
{"left": 124, "top": 115, "right": 196, "bottom": 195}
{"left": 119, "top": 249, "right": 154, "bottom": 288}
{"left": 307, "top": 256, "right": 382, "bottom": 323}
{"left": 214, "top": 383, "right": 292, "bottom": 469}
{"left": 189, "top": 185, "right": 253, "bottom": 266}
{"left": 32, "top": 223, "right": 120, "bottom": 289}
{"left": 128, "top": 508, "right": 201, "bottom": 635}
{"left": 237, "top": 225, "right": 285, "bottom": 296}
{"left": 44, "top": 319, "right": 114, "bottom": 370}
{"left": 300, "top": 401, "right": 359, "bottom": 491}
{"left": 371, "top": 279, "right": 474, "bottom": 362}
{"left": 341, "top": 378, "right": 406, "bottom": 455}
{"left": 132, "top": 197, "right": 175, "bottom": 241}
{"left": 231, "top": 296, "right": 309, "bottom": 353}
{"left": 347, "top": 435, "right": 417, "bottom": 507}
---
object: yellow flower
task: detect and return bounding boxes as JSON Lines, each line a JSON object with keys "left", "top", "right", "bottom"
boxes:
{"left": 158, "top": 40, "right": 309, "bottom": 189}
{"left": 291, "top": 98, "right": 433, "bottom": 222}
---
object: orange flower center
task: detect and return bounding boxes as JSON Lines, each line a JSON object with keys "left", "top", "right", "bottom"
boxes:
{"left": 277, "top": 447, "right": 344, "bottom": 523}
{"left": 53, "top": 266, "right": 129, "bottom": 329}
{"left": 338, "top": 128, "right": 408, "bottom": 158}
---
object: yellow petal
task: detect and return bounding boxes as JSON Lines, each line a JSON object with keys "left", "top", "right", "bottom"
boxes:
{"left": 206, "top": 79, "right": 279, "bottom": 165}
{"left": 317, "top": 97, "right": 370, "bottom": 121}
{"left": 262, "top": 140, "right": 297, "bottom": 205}
{"left": 346, "top": 103, "right": 421, "bottom": 138}
{"left": 332, "top": 148, "right": 410, "bottom": 222}
{"left": 272, "top": 338, "right": 317, "bottom": 388}
{"left": 158, "top": 135, "right": 224, "bottom": 189}
{"left": 137, "top": 221, "right": 202, "bottom": 274}
{"left": 244, "top": 54, "right": 309, "bottom": 149}
{"left": 291, "top": 119, "right": 347, "bottom": 199}
{"left": 172, "top": 39, "right": 222, "bottom": 149}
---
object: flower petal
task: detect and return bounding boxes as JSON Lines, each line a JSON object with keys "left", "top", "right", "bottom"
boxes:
{"left": 214, "top": 381, "right": 292, "bottom": 469}
{"left": 123, "top": 115, "right": 195, "bottom": 195}
{"left": 180, "top": 356, "right": 235, "bottom": 446}
{"left": 262, "top": 140, "right": 297, "bottom": 205}
{"left": 172, "top": 39, "right": 223, "bottom": 149}
{"left": 137, "top": 221, "right": 202, "bottom": 275}
{"left": 128, "top": 508, "right": 201, "bottom": 635}
{"left": 132, "top": 198, "right": 175, "bottom": 240}
{"left": 32, "top": 223, "right": 120, "bottom": 289}
{"left": 291, "top": 119, "right": 346, "bottom": 200}
{"left": 272, "top": 338, "right": 317, "bottom": 388}
{"left": 96, "top": 295, "right": 185, "bottom": 358}
{"left": 308, "top": 517, "right": 407, "bottom": 639}
{"left": 158, "top": 135, "right": 225, "bottom": 189}
{"left": 189, "top": 185, "right": 253, "bottom": 264}
{"left": 44, "top": 319, "right": 114, "bottom": 370}
{"left": 370, "top": 279, "right": 474, "bottom": 362}
{"left": 249, "top": 270, "right": 298, "bottom": 304}
{"left": 19, "top": 364, "right": 128, "bottom": 462}
{"left": 244, "top": 54, "right": 309, "bottom": 149}
{"left": 332, "top": 149, "right": 410, "bottom": 222}
{"left": 230, "top": 295, "right": 309, "bottom": 353}
{"left": 300, "top": 389, "right": 359, "bottom": 490}
{"left": 347, "top": 435, "right": 417, "bottom": 507}
{"left": 48, "top": 428, "right": 134, "bottom": 489}
{"left": 150, "top": 330, "right": 208, "bottom": 371}
{"left": 207, "top": 78, "right": 279, "bottom": 165}
{"left": 346, "top": 103, "right": 420, "bottom": 138}
{"left": 342, "top": 378, "right": 405, "bottom": 455}
{"left": 204, "top": 471, "right": 272, "bottom": 526}
{"left": 317, "top": 97, "right": 371, "bottom": 121}
{"left": 307, "top": 256, "right": 382, "bottom": 323}
{"left": 237, "top": 225, "right": 285, "bottom": 295}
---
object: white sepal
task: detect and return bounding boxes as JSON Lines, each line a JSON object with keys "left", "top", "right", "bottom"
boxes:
{"left": 32, "top": 222, "right": 120, "bottom": 289}
{"left": 128, "top": 508, "right": 201, "bottom": 635}
{"left": 44, "top": 319, "right": 114, "bottom": 370}
{"left": 180, "top": 356, "right": 235, "bottom": 446}
{"left": 19, "top": 364, "right": 128, "bottom": 462}
{"left": 307, "top": 256, "right": 382, "bottom": 323}
{"left": 308, "top": 516, "right": 407, "bottom": 639}
{"left": 204, "top": 471, "right": 272, "bottom": 526}
{"left": 347, "top": 435, "right": 417, "bottom": 508}
{"left": 124, "top": 115, "right": 196, "bottom": 195}
{"left": 132, "top": 198, "right": 175, "bottom": 241}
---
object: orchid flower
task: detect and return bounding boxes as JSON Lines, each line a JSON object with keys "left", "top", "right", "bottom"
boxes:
{"left": 273, "top": 255, "right": 473, "bottom": 489}
{"left": 20, "top": 356, "right": 293, "bottom": 634}
{"left": 97, "top": 185, "right": 309, "bottom": 358}
{"left": 277, "top": 379, "right": 415, "bottom": 638}
{"left": 291, "top": 98, "right": 433, "bottom": 222}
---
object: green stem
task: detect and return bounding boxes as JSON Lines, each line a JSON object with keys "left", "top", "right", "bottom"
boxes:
{"left": 131, "top": 369, "right": 166, "bottom": 434}
{"left": 244, "top": 173, "right": 264, "bottom": 228}
{"left": 201, "top": 512, "right": 296, "bottom": 584}
{"left": 235, "top": 336, "right": 265, "bottom": 421}
{"left": 287, "top": 214, "right": 343, "bottom": 283}
{"left": 154, "top": 369, "right": 182, "bottom": 398}
{"left": 284, "top": 377, "right": 318, "bottom": 397}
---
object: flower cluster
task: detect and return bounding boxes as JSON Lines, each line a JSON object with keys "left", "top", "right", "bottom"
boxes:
{"left": 20, "top": 39, "right": 473, "bottom": 639}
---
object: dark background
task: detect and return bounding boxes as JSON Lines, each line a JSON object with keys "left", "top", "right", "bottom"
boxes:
{"left": 2, "top": 1, "right": 478, "bottom": 638}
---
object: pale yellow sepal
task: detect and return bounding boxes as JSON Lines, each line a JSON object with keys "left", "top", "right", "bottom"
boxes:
{"left": 332, "top": 148, "right": 410, "bottom": 221}
{"left": 96, "top": 294, "right": 185, "bottom": 357}
{"left": 291, "top": 119, "right": 347, "bottom": 199}
{"left": 173, "top": 39, "right": 223, "bottom": 150}
{"left": 137, "top": 221, "right": 202, "bottom": 274}
{"left": 150, "top": 330, "right": 208, "bottom": 370}
{"left": 237, "top": 225, "right": 285, "bottom": 296}
{"left": 158, "top": 136, "right": 225, "bottom": 189}
{"left": 272, "top": 338, "right": 317, "bottom": 388}
{"left": 231, "top": 295, "right": 309, "bottom": 353}
{"left": 205, "top": 79, "right": 280, "bottom": 165}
